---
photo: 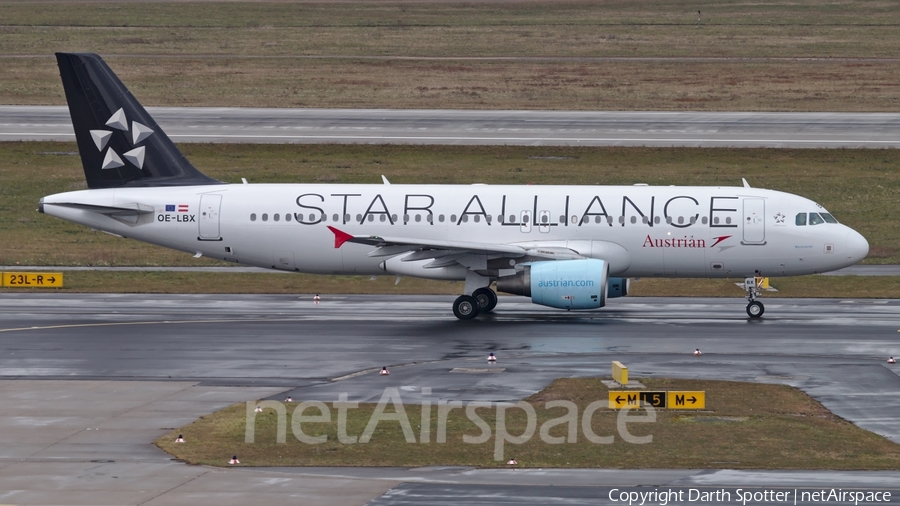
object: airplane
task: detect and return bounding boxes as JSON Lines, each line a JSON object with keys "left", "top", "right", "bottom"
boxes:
{"left": 39, "top": 53, "right": 869, "bottom": 320}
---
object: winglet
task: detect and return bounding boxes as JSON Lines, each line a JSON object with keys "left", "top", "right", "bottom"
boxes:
{"left": 742, "top": 178, "right": 751, "bottom": 188}
{"left": 327, "top": 226, "right": 354, "bottom": 248}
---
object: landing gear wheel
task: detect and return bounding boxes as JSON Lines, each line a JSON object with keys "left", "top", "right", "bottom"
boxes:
{"left": 746, "top": 300, "right": 765, "bottom": 318}
{"left": 453, "top": 295, "right": 480, "bottom": 320}
{"left": 472, "top": 287, "right": 498, "bottom": 313}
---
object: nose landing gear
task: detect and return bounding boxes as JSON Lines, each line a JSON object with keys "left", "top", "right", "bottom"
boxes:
{"left": 744, "top": 276, "right": 765, "bottom": 318}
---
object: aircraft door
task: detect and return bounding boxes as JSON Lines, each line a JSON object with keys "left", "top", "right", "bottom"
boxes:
{"left": 520, "top": 210, "right": 532, "bottom": 233}
{"left": 198, "top": 193, "right": 222, "bottom": 240}
{"left": 742, "top": 198, "right": 766, "bottom": 244}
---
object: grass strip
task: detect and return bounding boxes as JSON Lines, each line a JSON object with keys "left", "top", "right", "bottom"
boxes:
{"left": 2, "top": 1, "right": 900, "bottom": 111}
{"left": 155, "top": 377, "right": 900, "bottom": 469}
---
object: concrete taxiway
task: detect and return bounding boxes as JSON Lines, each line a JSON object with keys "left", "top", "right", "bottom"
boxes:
{"left": 1, "top": 294, "right": 899, "bottom": 505}
{"left": 3, "top": 106, "right": 900, "bottom": 148}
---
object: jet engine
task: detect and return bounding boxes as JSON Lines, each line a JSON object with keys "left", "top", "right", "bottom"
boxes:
{"left": 496, "top": 258, "right": 610, "bottom": 310}
{"left": 607, "top": 277, "right": 630, "bottom": 298}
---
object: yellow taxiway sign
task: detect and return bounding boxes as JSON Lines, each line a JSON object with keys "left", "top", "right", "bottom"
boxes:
{"left": 667, "top": 391, "right": 706, "bottom": 409}
{"left": 2, "top": 272, "right": 64, "bottom": 288}
{"left": 608, "top": 390, "right": 706, "bottom": 410}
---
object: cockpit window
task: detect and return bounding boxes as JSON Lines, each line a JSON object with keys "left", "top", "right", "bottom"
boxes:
{"left": 795, "top": 213, "right": 806, "bottom": 226}
{"left": 820, "top": 213, "right": 838, "bottom": 224}
{"left": 808, "top": 213, "right": 825, "bottom": 225}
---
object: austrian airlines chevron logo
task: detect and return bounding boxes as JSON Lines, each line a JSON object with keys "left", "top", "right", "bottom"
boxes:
{"left": 710, "top": 235, "right": 732, "bottom": 248}
{"left": 89, "top": 108, "right": 154, "bottom": 170}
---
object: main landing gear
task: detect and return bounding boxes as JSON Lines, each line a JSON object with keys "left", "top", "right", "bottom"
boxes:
{"left": 744, "top": 276, "right": 765, "bottom": 318}
{"left": 473, "top": 287, "right": 498, "bottom": 313}
{"left": 453, "top": 287, "right": 498, "bottom": 320}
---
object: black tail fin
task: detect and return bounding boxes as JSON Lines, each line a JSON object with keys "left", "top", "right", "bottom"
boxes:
{"left": 56, "top": 52, "right": 221, "bottom": 189}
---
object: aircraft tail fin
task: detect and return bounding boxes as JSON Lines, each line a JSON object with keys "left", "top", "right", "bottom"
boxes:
{"left": 56, "top": 52, "right": 221, "bottom": 189}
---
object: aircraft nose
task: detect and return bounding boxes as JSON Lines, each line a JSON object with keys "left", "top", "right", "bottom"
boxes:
{"left": 844, "top": 229, "right": 869, "bottom": 264}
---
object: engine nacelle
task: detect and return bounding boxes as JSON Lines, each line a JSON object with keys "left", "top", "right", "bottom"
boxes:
{"left": 608, "top": 277, "right": 630, "bottom": 298}
{"left": 496, "top": 259, "right": 609, "bottom": 310}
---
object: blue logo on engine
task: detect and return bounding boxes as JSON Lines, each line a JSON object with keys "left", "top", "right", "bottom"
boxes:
{"left": 538, "top": 279, "right": 595, "bottom": 288}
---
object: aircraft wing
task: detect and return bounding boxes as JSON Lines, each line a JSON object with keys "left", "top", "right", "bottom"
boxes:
{"left": 327, "top": 226, "right": 527, "bottom": 258}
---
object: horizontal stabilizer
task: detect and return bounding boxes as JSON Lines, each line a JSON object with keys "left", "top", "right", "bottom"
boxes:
{"left": 45, "top": 201, "right": 155, "bottom": 216}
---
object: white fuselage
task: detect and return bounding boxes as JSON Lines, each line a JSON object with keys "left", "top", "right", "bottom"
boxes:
{"left": 41, "top": 183, "right": 869, "bottom": 279}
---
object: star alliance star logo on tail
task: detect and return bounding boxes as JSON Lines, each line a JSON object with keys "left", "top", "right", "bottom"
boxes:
{"left": 89, "top": 108, "right": 155, "bottom": 171}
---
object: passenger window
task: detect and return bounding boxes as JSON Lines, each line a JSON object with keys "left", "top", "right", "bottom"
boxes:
{"left": 795, "top": 213, "right": 806, "bottom": 226}
{"left": 367, "top": 214, "right": 374, "bottom": 222}
{"left": 809, "top": 213, "right": 825, "bottom": 225}
{"left": 451, "top": 214, "right": 457, "bottom": 223}
{"left": 273, "top": 214, "right": 280, "bottom": 222}
{"left": 821, "top": 213, "right": 838, "bottom": 224}
{"left": 285, "top": 213, "right": 292, "bottom": 222}
{"left": 462, "top": 215, "right": 469, "bottom": 223}
{"left": 725, "top": 217, "right": 732, "bottom": 225}
{"left": 439, "top": 214, "right": 445, "bottom": 223}
{"left": 677, "top": 216, "right": 684, "bottom": 225}
{"left": 654, "top": 216, "right": 661, "bottom": 224}
{"left": 541, "top": 215, "right": 548, "bottom": 224}
{"left": 558, "top": 216, "right": 565, "bottom": 224}
{"left": 416, "top": 214, "right": 423, "bottom": 222}
{"left": 380, "top": 214, "right": 386, "bottom": 222}
{"left": 250, "top": 213, "right": 256, "bottom": 222}
{"left": 333, "top": 214, "right": 339, "bottom": 222}
{"left": 262, "top": 213, "right": 268, "bottom": 222}
{"left": 522, "top": 215, "right": 529, "bottom": 223}
{"left": 595, "top": 216, "right": 601, "bottom": 223}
